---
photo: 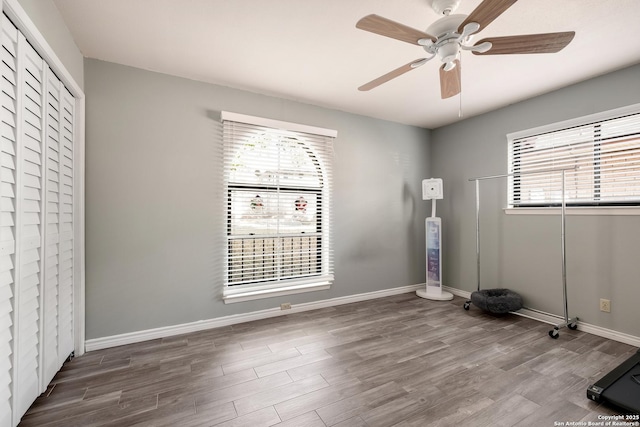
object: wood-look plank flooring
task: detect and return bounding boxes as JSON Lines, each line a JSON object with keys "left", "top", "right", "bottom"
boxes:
{"left": 20, "top": 294, "right": 638, "bottom": 426}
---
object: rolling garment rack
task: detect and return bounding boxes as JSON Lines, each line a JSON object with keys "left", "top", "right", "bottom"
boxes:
{"left": 466, "top": 168, "right": 578, "bottom": 338}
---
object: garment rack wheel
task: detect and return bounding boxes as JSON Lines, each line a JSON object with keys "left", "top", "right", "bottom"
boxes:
{"left": 548, "top": 319, "right": 578, "bottom": 339}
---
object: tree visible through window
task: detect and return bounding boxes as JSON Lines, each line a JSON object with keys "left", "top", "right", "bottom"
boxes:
{"left": 221, "top": 113, "right": 335, "bottom": 301}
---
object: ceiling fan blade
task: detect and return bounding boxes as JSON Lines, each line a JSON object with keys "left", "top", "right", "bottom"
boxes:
{"left": 439, "top": 60, "right": 461, "bottom": 99}
{"left": 473, "top": 32, "right": 575, "bottom": 55}
{"left": 458, "top": 0, "right": 518, "bottom": 34}
{"left": 358, "top": 58, "right": 427, "bottom": 91}
{"left": 356, "top": 14, "right": 435, "bottom": 45}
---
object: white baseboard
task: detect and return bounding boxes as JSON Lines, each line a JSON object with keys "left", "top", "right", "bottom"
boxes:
{"left": 85, "top": 283, "right": 640, "bottom": 351}
{"left": 85, "top": 283, "right": 423, "bottom": 352}
{"left": 444, "top": 286, "right": 640, "bottom": 348}
{"left": 443, "top": 286, "right": 470, "bottom": 299}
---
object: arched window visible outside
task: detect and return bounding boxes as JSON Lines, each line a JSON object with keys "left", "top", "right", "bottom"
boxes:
{"left": 222, "top": 113, "right": 336, "bottom": 302}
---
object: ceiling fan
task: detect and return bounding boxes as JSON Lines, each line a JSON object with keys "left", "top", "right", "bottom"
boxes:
{"left": 356, "top": 0, "right": 575, "bottom": 98}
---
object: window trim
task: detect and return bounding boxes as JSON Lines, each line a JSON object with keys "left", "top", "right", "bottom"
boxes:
{"left": 506, "top": 103, "right": 640, "bottom": 212}
{"left": 223, "top": 279, "right": 332, "bottom": 304}
{"left": 504, "top": 206, "right": 640, "bottom": 216}
{"left": 221, "top": 111, "right": 337, "bottom": 138}
{"left": 221, "top": 112, "right": 336, "bottom": 303}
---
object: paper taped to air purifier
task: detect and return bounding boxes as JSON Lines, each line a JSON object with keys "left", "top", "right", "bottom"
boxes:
{"left": 426, "top": 217, "right": 442, "bottom": 291}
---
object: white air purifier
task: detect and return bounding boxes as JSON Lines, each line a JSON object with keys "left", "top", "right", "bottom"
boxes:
{"left": 417, "top": 178, "right": 453, "bottom": 301}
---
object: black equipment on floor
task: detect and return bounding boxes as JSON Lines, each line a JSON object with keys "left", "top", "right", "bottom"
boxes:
{"left": 587, "top": 347, "right": 640, "bottom": 414}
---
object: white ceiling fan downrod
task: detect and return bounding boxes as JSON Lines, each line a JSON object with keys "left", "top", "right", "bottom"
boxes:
{"left": 430, "top": 0, "right": 461, "bottom": 16}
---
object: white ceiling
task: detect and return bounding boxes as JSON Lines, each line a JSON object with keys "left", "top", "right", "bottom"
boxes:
{"left": 53, "top": 0, "right": 640, "bottom": 129}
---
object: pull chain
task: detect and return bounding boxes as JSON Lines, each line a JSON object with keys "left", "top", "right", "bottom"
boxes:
{"left": 458, "top": 52, "right": 463, "bottom": 118}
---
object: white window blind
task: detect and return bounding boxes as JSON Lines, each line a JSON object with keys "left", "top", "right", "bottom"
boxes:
{"left": 221, "top": 112, "right": 336, "bottom": 302}
{"left": 508, "top": 104, "right": 640, "bottom": 207}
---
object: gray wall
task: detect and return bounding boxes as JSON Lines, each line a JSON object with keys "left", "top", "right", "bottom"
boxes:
{"left": 16, "top": 0, "right": 84, "bottom": 89}
{"left": 431, "top": 64, "right": 640, "bottom": 337}
{"left": 84, "top": 59, "right": 432, "bottom": 340}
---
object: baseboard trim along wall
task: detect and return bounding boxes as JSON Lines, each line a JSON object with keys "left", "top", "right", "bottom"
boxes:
{"left": 85, "top": 284, "right": 640, "bottom": 352}
{"left": 445, "top": 287, "right": 640, "bottom": 348}
{"left": 85, "top": 284, "right": 423, "bottom": 352}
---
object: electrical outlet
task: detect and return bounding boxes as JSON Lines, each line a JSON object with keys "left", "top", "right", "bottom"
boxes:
{"left": 599, "top": 299, "right": 611, "bottom": 313}
{"left": 280, "top": 303, "right": 292, "bottom": 310}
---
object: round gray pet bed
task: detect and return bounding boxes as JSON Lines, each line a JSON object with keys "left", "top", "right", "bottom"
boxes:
{"left": 469, "top": 288, "right": 523, "bottom": 314}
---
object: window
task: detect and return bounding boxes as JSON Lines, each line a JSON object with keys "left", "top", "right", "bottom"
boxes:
{"left": 508, "top": 104, "right": 640, "bottom": 208}
{"left": 221, "top": 112, "right": 336, "bottom": 303}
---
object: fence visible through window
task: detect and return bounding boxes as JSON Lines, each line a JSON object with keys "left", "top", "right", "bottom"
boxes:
{"left": 508, "top": 108, "right": 640, "bottom": 207}
{"left": 227, "top": 235, "right": 321, "bottom": 285}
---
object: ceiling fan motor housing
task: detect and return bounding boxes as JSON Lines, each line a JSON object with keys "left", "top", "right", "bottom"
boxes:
{"left": 424, "top": 14, "right": 467, "bottom": 66}
{"left": 438, "top": 40, "right": 459, "bottom": 64}
{"left": 426, "top": 14, "right": 466, "bottom": 39}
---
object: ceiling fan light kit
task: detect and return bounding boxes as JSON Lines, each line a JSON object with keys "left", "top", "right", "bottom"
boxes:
{"left": 356, "top": 0, "right": 575, "bottom": 99}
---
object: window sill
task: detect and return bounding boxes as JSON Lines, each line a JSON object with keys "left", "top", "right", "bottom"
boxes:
{"left": 504, "top": 207, "right": 640, "bottom": 216}
{"left": 223, "top": 278, "right": 332, "bottom": 304}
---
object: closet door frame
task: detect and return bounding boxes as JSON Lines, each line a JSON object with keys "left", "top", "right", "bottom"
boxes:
{"left": 1, "top": 0, "right": 85, "bottom": 362}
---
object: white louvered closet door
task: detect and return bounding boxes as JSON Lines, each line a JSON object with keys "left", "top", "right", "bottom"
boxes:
{"left": 42, "top": 69, "right": 74, "bottom": 388}
{"left": 0, "top": 14, "right": 76, "bottom": 426}
{"left": 57, "top": 85, "right": 74, "bottom": 366}
{"left": 42, "top": 67, "right": 61, "bottom": 386}
{"left": 0, "top": 14, "right": 18, "bottom": 427}
{"left": 15, "top": 30, "right": 45, "bottom": 420}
